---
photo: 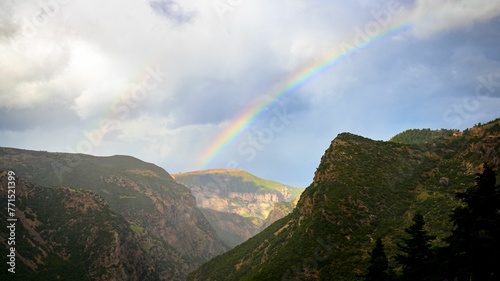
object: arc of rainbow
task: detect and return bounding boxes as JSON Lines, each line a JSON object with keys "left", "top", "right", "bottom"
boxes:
{"left": 198, "top": 21, "right": 413, "bottom": 169}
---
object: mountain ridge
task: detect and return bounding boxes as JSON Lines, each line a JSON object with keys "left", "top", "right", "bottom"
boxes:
{"left": 0, "top": 148, "right": 227, "bottom": 280}
{"left": 188, "top": 118, "right": 500, "bottom": 280}
{"left": 173, "top": 169, "right": 303, "bottom": 198}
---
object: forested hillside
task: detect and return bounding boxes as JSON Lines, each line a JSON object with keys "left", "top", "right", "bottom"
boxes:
{"left": 188, "top": 119, "right": 500, "bottom": 281}
{"left": 0, "top": 151, "right": 227, "bottom": 280}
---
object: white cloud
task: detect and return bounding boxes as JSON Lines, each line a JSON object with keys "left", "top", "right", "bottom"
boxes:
{"left": 0, "top": 35, "right": 124, "bottom": 112}
{"left": 71, "top": 78, "right": 127, "bottom": 120}
{"left": 0, "top": 1, "right": 17, "bottom": 39}
{"left": 411, "top": 0, "right": 500, "bottom": 37}
{"left": 0, "top": 38, "right": 72, "bottom": 108}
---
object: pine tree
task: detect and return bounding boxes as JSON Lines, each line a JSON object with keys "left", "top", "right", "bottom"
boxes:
{"left": 396, "top": 213, "right": 436, "bottom": 281}
{"left": 447, "top": 165, "right": 500, "bottom": 280}
{"left": 364, "top": 238, "right": 390, "bottom": 281}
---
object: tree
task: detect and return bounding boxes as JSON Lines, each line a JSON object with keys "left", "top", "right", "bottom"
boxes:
{"left": 364, "top": 238, "right": 390, "bottom": 281}
{"left": 447, "top": 165, "right": 500, "bottom": 280}
{"left": 395, "top": 213, "right": 436, "bottom": 281}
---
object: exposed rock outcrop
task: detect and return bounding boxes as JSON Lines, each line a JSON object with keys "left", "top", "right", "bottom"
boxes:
{"left": 173, "top": 169, "right": 304, "bottom": 247}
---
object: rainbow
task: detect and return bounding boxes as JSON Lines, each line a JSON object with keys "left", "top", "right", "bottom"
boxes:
{"left": 197, "top": 20, "right": 413, "bottom": 169}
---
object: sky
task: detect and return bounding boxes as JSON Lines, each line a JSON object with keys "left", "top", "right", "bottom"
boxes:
{"left": 1, "top": 0, "right": 500, "bottom": 188}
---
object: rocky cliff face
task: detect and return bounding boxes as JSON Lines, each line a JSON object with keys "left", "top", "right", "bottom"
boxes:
{"left": 173, "top": 169, "right": 304, "bottom": 247}
{"left": 175, "top": 169, "right": 298, "bottom": 220}
{"left": 0, "top": 149, "right": 227, "bottom": 280}
{"left": 190, "top": 187, "right": 281, "bottom": 218}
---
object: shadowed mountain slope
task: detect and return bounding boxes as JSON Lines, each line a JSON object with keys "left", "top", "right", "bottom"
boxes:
{"left": 0, "top": 150, "right": 227, "bottom": 280}
{"left": 0, "top": 173, "right": 157, "bottom": 280}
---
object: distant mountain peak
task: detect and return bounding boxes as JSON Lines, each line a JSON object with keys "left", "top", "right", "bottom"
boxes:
{"left": 173, "top": 168, "right": 304, "bottom": 247}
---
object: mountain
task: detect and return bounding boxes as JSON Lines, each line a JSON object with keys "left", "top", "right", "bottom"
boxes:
{"left": 172, "top": 169, "right": 304, "bottom": 247}
{"left": 0, "top": 173, "right": 156, "bottom": 280}
{"left": 260, "top": 200, "right": 296, "bottom": 230}
{"left": 187, "top": 118, "right": 500, "bottom": 281}
{"left": 0, "top": 149, "right": 227, "bottom": 280}
{"left": 198, "top": 208, "right": 264, "bottom": 249}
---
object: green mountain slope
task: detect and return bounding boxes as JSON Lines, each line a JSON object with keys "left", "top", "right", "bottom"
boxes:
{"left": 188, "top": 119, "right": 500, "bottom": 281}
{"left": 389, "top": 128, "right": 455, "bottom": 145}
{"left": 173, "top": 169, "right": 304, "bottom": 247}
{"left": 0, "top": 150, "right": 227, "bottom": 280}
{"left": 0, "top": 173, "right": 157, "bottom": 280}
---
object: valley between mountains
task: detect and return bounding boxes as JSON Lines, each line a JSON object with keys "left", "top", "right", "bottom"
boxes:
{"left": 1, "top": 118, "right": 499, "bottom": 280}
{"left": 0, "top": 148, "right": 303, "bottom": 280}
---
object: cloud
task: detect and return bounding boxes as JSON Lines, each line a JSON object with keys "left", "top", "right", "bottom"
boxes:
{"left": 411, "top": 0, "right": 500, "bottom": 37}
{"left": 71, "top": 78, "right": 128, "bottom": 120}
{"left": 149, "top": 0, "right": 195, "bottom": 24}
{"left": 1, "top": 0, "right": 499, "bottom": 187}
{"left": 0, "top": 1, "right": 17, "bottom": 40}
{"left": 0, "top": 39, "right": 72, "bottom": 109}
